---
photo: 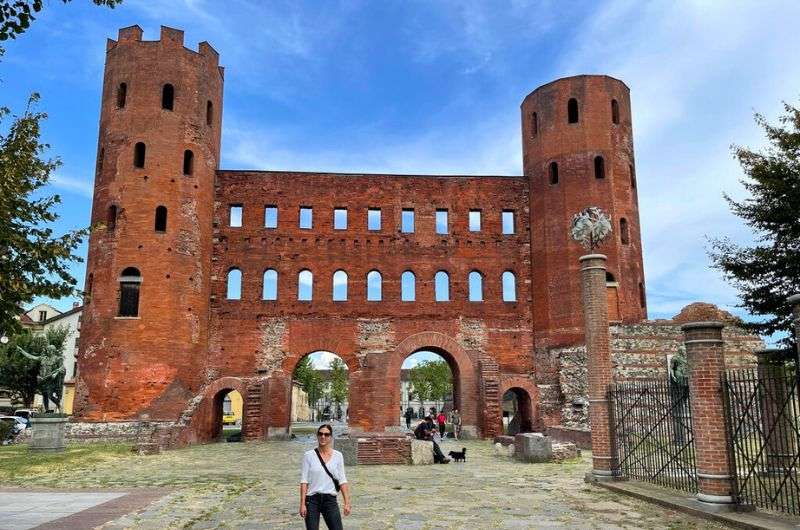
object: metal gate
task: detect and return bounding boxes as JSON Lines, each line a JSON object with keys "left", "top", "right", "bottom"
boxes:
{"left": 610, "top": 379, "right": 697, "bottom": 493}
{"left": 723, "top": 367, "right": 800, "bottom": 515}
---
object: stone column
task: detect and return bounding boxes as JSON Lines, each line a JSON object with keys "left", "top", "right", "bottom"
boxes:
{"left": 681, "top": 321, "right": 735, "bottom": 508}
{"left": 579, "top": 254, "right": 615, "bottom": 481}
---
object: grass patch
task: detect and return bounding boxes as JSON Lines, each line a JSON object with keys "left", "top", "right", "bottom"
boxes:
{"left": 0, "top": 443, "right": 133, "bottom": 483}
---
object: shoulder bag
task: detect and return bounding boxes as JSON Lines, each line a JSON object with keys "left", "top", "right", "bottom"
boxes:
{"left": 314, "top": 448, "right": 341, "bottom": 492}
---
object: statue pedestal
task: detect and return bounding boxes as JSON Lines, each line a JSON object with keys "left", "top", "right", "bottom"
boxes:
{"left": 30, "top": 417, "right": 67, "bottom": 452}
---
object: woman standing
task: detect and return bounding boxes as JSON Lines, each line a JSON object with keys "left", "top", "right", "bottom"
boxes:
{"left": 450, "top": 409, "right": 462, "bottom": 441}
{"left": 300, "top": 424, "right": 351, "bottom": 529}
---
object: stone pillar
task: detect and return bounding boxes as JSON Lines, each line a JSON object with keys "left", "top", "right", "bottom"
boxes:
{"left": 681, "top": 321, "right": 734, "bottom": 508}
{"left": 579, "top": 254, "right": 615, "bottom": 481}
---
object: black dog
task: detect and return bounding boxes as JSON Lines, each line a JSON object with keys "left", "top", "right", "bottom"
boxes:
{"left": 448, "top": 448, "right": 467, "bottom": 462}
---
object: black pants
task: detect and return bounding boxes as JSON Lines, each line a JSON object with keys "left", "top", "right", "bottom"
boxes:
{"left": 305, "top": 493, "right": 343, "bottom": 530}
{"left": 405, "top": 417, "right": 411, "bottom": 429}
{"left": 439, "top": 423, "right": 445, "bottom": 437}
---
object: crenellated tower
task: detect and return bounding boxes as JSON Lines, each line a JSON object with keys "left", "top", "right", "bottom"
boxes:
{"left": 522, "top": 75, "right": 646, "bottom": 347}
{"left": 74, "top": 26, "right": 224, "bottom": 420}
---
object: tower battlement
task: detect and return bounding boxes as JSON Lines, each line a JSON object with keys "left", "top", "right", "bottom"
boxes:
{"left": 106, "top": 25, "right": 223, "bottom": 74}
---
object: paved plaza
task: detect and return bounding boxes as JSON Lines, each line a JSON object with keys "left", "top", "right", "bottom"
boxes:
{"left": 0, "top": 438, "right": 729, "bottom": 529}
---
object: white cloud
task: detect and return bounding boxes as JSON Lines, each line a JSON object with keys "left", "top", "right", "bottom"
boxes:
{"left": 50, "top": 173, "right": 94, "bottom": 198}
{"left": 309, "top": 351, "right": 346, "bottom": 370}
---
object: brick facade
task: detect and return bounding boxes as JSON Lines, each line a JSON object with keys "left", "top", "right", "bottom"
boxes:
{"left": 74, "top": 26, "right": 646, "bottom": 441}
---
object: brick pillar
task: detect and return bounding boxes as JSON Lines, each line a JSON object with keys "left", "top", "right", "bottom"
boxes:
{"left": 789, "top": 294, "right": 800, "bottom": 364}
{"left": 755, "top": 349, "right": 796, "bottom": 473}
{"left": 681, "top": 321, "right": 735, "bottom": 508}
{"left": 579, "top": 254, "right": 615, "bottom": 481}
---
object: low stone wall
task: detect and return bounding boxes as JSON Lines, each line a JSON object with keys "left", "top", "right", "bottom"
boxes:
{"left": 336, "top": 433, "right": 412, "bottom": 465}
{"left": 65, "top": 421, "right": 176, "bottom": 443}
{"left": 546, "top": 426, "right": 591, "bottom": 450}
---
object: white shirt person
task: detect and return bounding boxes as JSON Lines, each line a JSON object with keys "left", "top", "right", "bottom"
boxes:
{"left": 301, "top": 448, "right": 348, "bottom": 496}
{"left": 299, "top": 424, "right": 352, "bottom": 529}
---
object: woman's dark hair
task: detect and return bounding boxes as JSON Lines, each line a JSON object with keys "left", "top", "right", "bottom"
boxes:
{"left": 317, "top": 424, "right": 333, "bottom": 435}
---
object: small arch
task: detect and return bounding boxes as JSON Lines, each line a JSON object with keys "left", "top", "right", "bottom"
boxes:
{"left": 567, "top": 98, "right": 579, "bottom": 123}
{"left": 530, "top": 111, "right": 538, "bottom": 137}
{"left": 298, "top": 269, "right": 313, "bottom": 301}
{"left": 367, "top": 270, "right": 382, "bottom": 301}
{"left": 502, "top": 271, "right": 516, "bottom": 302}
{"left": 183, "top": 150, "right": 194, "bottom": 175}
{"left": 468, "top": 271, "right": 483, "bottom": 302}
{"left": 263, "top": 269, "right": 277, "bottom": 301}
{"left": 620, "top": 218, "right": 630, "bottom": 245}
{"left": 435, "top": 271, "right": 449, "bottom": 302}
{"left": 116, "top": 82, "right": 127, "bottom": 108}
{"left": 611, "top": 98, "right": 620, "bottom": 124}
{"left": 630, "top": 164, "right": 637, "bottom": 189}
{"left": 154, "top": 206, "right": 167, "bottom": 232}
{"left": 502, "top": 387, "right": 534, "bottom": 434}
{"left": 549, "top": 161, "right": 559, "bottom": 185}
{"left": 401, "top": 271, "right": 415, "bottom": 302}
{"left": 162, "top": 83, "right": 174, "bottom": 110}
{"left": 133, "top": 142, "right": 146, "bottom": 168}
{"left": 118, "top": 267, "right": 142, "bottom": 317}
{"left": 226, "top": 268, "right": 242, "bottom": 300}
{"left": 332, "top": 270, "right": 348, "bottom": 301}
{"left": 206, "top": 100, "right": 214, "bottom": 126}
{"left": 594, "top": 155, "right": 605, "bottom": 179}
{"left": 106, "top": 204, "right": 117, "bottom": 231}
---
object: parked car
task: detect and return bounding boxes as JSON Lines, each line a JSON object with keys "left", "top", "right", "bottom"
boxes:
{"left": 222, "top": 412, "right": 237, "bottom": 425}
{"left": 13, "top": 409, "right": 37, "bottom": 421}
{"left": 0, "top": 416, "right": 27, "bottom": 435}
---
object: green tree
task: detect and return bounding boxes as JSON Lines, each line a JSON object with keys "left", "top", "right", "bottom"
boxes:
{"left": 0, "top": 326, "right": 68, "bottom": 407}
{"left": 0, "top": 96, "right": 90, "bottom": 336}
{"left": 329, "top": 358, "right": 348, "bottom": 410}
{"left": 709, "top": 102, "right": 800, "bottom": 352}
{"left": 293, "top": 357, "right": 323, "bottom": 417}
{"left": 0, "top": 0, "right": 121, "bottom": 41}
{"left": 408, "top": 360, "right": 452, "bottom": 411}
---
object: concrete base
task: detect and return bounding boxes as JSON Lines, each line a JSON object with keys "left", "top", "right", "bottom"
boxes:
{"left": 30, "top": 417, "right": 67, "bottom": 452}
{"left": 266, "top": 427, "right": 291, "bottom": 441}
{"left": 410, "top": 440, "right": 435, "bottom": 465}
{"left": 584, "top": 471, "right": 619, "bottom": 483}
{"left": 514, "top": 433, "right": 552, "bottom": 463}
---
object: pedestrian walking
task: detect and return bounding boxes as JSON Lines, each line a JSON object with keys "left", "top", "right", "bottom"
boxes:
{"left": 436, "top": 411, "right": 447, "bottom": 438}
{"left": 404, "top": 406, "right": 413, "bottom": 429}
{"left": 300, "top": 424, "right": 351, "bottom": 530}
{"left": 450, "top": 409, "right": 462, "bottom": 440}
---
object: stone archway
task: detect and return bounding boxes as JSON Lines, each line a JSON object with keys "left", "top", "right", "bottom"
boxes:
{"left": 500, "top": 376, "right": 539, "bottom": 435}
{"left": 186, "top": 376, "right": 249, "bottom": 444}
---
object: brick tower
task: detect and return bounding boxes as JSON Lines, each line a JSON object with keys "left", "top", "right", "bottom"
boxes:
{"left": 522, "top": 75, "right": 646, "bottom": 347}
{"left": 74, "top": 26, "right": 223, "bottom": 420}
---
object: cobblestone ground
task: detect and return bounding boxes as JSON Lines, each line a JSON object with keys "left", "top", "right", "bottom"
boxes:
{"left": 13, "top": 439, "right": 726, "bottom": 529}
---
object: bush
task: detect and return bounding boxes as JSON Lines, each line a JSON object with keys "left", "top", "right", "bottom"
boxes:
{"left": 0, "top": 422, "right": 12, "bottom": 442}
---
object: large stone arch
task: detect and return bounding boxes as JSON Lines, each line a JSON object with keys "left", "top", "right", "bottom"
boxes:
{"left": 500, "top": 376, "right": 539, "bottom": 434}
{"left": 185, "top": 376, "right": 249, "bottom": 444}
{"left": 383, "top": 331, "right": 479, "bottom": 436}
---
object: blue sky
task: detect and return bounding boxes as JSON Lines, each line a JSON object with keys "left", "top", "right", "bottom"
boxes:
{"left": 4, "top": 1, "right": 800, "bottom": 342}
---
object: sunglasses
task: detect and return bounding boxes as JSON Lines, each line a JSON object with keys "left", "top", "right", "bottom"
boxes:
{"left": 317, "top": 432, "right": 332, "bottom": 437}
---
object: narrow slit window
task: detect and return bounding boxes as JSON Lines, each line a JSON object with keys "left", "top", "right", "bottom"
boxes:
{"left": 594, "top": 156, "right": 605, "bottom": 179}
{"left": 401, "top": 271, "right": 416, "bottom": 302}
{"left": 118, "top": 267, "right": 142, "bottom": 317}
{"left": 334, "top": 208, "right": 347, "bottom": 230}
{"left": 469, "top": 210, "right": 481, "bottom": 232}
{"left": 206, "top": 100, "right": 214, "bottom": 126}
{"left": 367, "top": 270, "right": 382, "bottom": 301}
{"left": 468, "top": 271, "right": 483, "bottom": 302}
{"left": 568, "top": 98, "right": 579, "bottom": 123}
{"left": 264, "top": 205, "right": 278, "bottom": 228}
{"left": 435, "top": 271, "right": 449, "bottom": 302}
{"left": 332, "top": 270, "right": 348, "bottom": 301}
{"left": 97, "top": 148, "right": 104, "bottom": 173}
{"left": 620, "top": 218, "right": 630, "bottom": 244}
{"left": 229, "top": 205, "right": 243, "bottom": 228}
{"left": 549, "top": 161, "right": 559, "bottom": 185}
{"left": 133, "top": 142, "right": 146, "bottom": 168}
{"left": 299, "top": 207, "right": 313, "bottom": 229}
{"left": 226, "top": 268, "right": 242, "bottom": 300}
{"left": 639, "top": 281, "right": 646, "bottom": 308}
{"left": 502, "top": 271, "right": 516, "bottom": 302}
{"left": 116, "top": 82, "right": 127, "bottom": 108}
{"left": 154, "top": 206, "right": 167, "bottom": 232}
{"left": 630, "top": 164, "right": 637, "bottom": 189}
{"left": 368, "top": 208, "right": 381, "bottom": 231}
{"left": 611, "top": 99, "right": 620, "bottom": 124}
{"left": 530, "top": 111, "right": 538, "bottom": 137}
{"left": 401, "top": 209, "right": 415, "bottom": 233}
{"left": 436, "top": 209, "right": 448, "bottom": 234}
{"left": 107, "top": 204, "right": 117, "bottom": 231}
{"left": 298, "top": 270, "right": 313, "bottom": 301}
{"left": 263, "top": 269, "right": 278, "bottom": 300}
{"left": 183, "top": 150, "right": 194, "bottom": 175}
{"left": 502, "top": 211, "right": 515, "bottom": 235}
{"left": 162, "top": 83, "right": 174, "bottom": 110}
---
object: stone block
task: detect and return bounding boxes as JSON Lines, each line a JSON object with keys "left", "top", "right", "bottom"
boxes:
{"left": 493, "top": 435, "right": 515, "bottom": 446}
{"left": 551, "top": 442, "right": 580, "bottom": 462}
{"left": 30, "top": 417, "right": 67, "bottom": 452}
{"left": 493, "top": 442, "right": 515, "bottom": 457}
{"left": 514, "top": 432, "right": 552, "bottom": 463}
{"left": 335, "top": 437, "right": 358, "bottom": 466}
{"left": 411, "top": 440, "right": 435, "bottom": 465}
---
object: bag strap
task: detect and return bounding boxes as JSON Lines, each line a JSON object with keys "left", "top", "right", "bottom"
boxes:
{"left": 314, "top": 448, "right": 339, "bottom": 489}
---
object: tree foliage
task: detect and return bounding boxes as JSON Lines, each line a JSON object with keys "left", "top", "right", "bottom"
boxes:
{"left": 408, "top": 360, "right": 452, "bottom": 408}
{"left": 329, "top": 357, "right": 348, "bottom": 407}
{"left": 293, "top": 356, "right": 323, "bottom": 409}
{"left": 0, "top": 0, "right": 121, "bottom": 41}
{"left": 709, "top": 102, "right": 800, "bottom": 350}
{"left": 0, "top": 326, "right": 67, "bottom": 407}
{"left": 0, "top": 96, "right": 89, "bottom": 335}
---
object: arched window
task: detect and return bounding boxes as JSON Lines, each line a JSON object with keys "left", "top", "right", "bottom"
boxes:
{"left": 332, "top": 270, "right": 348, "bottom": 301}
{"left": 620, "top": 218, "right": 630, "bottom": 244}
{"left": 367, "top": 270, "right": 382, "bottom": 301}
{"left": 594, "top": 156, "right": 605, "bottom": 179}
{"left": 298, "top": 270, "right": 313, "bottom": 301}
{"left": 611, "top": 99, "right": 620, "bottom": 124}
{"left": 118, "top": 267, "right": 142, "bottom": 317}
{"left": 183, "top": 150, "right": 194, "bottom": 175}
{"left": 226, "top": 268, "right": 242, "bottom": 300}
{"left": 107, "top": 204, "right": 117, "bottom": 231}
{"left": 116, "top": 82, "right": 127, "bottom": 108}
{"left": 530, "top": 112, "right": 538, "bottom": 137}
{"left": 606, "top": 271, "right": 617, "bottom": 283}
{"left": 468, "top": 271, "right": 483, "bottom": 302}
{"left": 435, "top": 271, "right": 449, "bottom": 302}
{"left": 133, "top": 142, "right": 146, "bottom": 168}
{"left": 549, "top": 161, "right": 559, "bottom": 185}
{"left": 85, "top": 273, "right": 94, "bottom": 301}
{"left": 567, "top": 98, "right": 579, "bottom": 123}
{"left": 630, "top": 164, "right": 636, "bottom": 189}
{"left": 401, "top": 271, "right": 415, "bottom": 302}
{"left": 502, "top": 271, "right": 516, "bottom": 302}
{"left": 206, "top": 100, "right": 213, "bottom": 126}
{"left": 262, "top": 269, "right": 277, "bottom": 301}
{"left": 154, "top": 206, "right": 167, "bottom": 232}
{"left": 162, "top": 83, "right": 174, "bottom": 110}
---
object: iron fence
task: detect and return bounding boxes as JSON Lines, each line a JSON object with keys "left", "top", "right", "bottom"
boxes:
{"left": 610, "top": 379, "right": 697, "bottom": 493}
{"left": 723, "top": 366, "right": 800, "bottom": 515}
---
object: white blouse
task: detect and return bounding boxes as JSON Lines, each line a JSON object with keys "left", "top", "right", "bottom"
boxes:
{"left": 301, "top": 449, "right": 348, "bottom": 496}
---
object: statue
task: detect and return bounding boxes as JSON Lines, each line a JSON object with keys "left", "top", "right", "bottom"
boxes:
{"left": 17, "top": 342, "right": 66, "bottom": 412}
{"left": 570, "top": 207, "right": 613, "bottom": 253}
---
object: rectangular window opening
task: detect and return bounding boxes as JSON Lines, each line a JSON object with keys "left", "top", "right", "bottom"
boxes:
{"left": 469, "top": 210, "right": 482, "bottom": 232}
{"left": 368, "top": 208, "right": 381, "bottom": 231}
{"left": 264, "top": 205, "right": 278, "bottom": 228}
{"left": 334, "top": 208, "right": 348, "bottom": 230}
{"left": 401, "top": 209, "right": 415, "bottom": 233}
{"left": 229, "top": 205, "right": 243, "bottom": 228}
{"left": 502, "top": 210, "right": 515, "bottom": 235}
{"left": 436, "top": 209, "right": 448, "bottom": 234}
{"left": 299, "top": 207, "right": 313, "bottom": 229}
